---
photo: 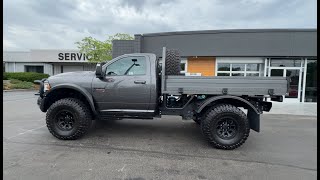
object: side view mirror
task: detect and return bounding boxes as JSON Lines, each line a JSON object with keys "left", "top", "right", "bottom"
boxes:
{"left": 95, "top": 63, "right": 105, "bottom": 78}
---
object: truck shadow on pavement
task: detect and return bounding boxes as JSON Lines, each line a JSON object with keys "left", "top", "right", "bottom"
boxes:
{"left": 87, "top": 118, "right": 210, "bottom": 147}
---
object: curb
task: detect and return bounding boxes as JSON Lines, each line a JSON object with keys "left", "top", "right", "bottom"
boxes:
{"left": 3, "top": 89, "right": 38, "bottom": 92}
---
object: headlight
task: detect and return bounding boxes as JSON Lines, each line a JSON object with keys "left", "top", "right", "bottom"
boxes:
{"left": 43, "top": 81, "right": 51, "bottom": 92}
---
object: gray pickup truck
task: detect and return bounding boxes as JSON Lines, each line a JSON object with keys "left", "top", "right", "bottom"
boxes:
{"left": 36, "top": 47, "right": 287, "bottom": 150}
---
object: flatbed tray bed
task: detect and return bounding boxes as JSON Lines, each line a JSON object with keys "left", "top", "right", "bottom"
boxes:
{"left": 162, "top": 76, "right": 287, "bottom": 96}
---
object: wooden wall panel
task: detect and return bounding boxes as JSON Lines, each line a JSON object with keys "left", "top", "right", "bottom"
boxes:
{"left": 187, "top": 57, "right": 216, "bottom": 76}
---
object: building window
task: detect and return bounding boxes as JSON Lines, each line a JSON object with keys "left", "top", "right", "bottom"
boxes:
{"left": 217, "top": 63, "right": 261, "bottom": 77}
{"left": 217, "top": 73, "right": 229, "bottom": 76}
{"left": 25, "top": 66, "right": 44, "bottom": 73}
{"left": 217, "top": 63, "right": 230, "bottom": 71}
{"left": 232, "top": 64, "right": 245, "bottom": 71}
{"left": 246, "top": 73, "right": 259, "bottom": 76}
{"left": 180, "top": 63, "right": 185, "bottom": 71}
{"left": 180, "top": 59, "right": 187, "bottom": 73}
{"left": 246, "top": 64, "right": 259, "bottom": 71}
{"left": 270, "top": 59, "right": 302, "bottom": 67}
{"left": 232, "top": 73, "right": 244, "bottom": 76}
{"left": 305, "top": 59, "right": 317, "bottom": 102}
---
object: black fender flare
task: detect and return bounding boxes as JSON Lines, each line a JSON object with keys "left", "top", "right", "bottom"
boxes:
{"left": 45, "top": 84, "right": 97, "bottom": 115}
{"left": 196, "top": 95, "right": 261, "bottom": 132}
{"left": 196, "top": 95, "right": 261, "bottom": 114}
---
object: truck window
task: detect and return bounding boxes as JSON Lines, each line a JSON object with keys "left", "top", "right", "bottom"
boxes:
{"left": 106, "top": 56, "right": 146, "bottom": 76}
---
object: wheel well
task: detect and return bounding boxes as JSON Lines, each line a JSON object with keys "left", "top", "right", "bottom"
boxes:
{"left": 44, "top": 88, "right": 93, "bottom": 116}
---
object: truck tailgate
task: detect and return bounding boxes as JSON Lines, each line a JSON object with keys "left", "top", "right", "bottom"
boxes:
{"left": 163, "top": 76, "right": 287, "bottom": 96}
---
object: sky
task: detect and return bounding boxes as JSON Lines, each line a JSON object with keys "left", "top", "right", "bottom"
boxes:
{"left": 4, "top": 0, "right": 317, "bottom": 51}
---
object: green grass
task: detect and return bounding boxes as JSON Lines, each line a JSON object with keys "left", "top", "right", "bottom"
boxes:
{"left": 9, "top": 79, "right": 22, "bottom": 84}
{"left": 3, "top": 79, "right": 35, "bottom": 90}
{"left": 10, "top": 81, "right": 34, "bottom": 89}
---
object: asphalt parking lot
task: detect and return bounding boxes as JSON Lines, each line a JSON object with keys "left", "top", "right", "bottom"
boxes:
{"left": 3, "top": 91, "right": 317, "bottom": 180}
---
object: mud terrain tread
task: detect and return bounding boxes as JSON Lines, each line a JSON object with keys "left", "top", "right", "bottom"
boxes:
{"left": 46, "top": 98, "right": 92, "bottom": 140}
{"left": 201, "top": 104, "right": 250, "bottom": 150}
{"left": 165, "top": 49, "right": 181, "bottom": 75}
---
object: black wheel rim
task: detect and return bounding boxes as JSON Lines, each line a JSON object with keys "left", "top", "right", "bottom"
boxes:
{"left": 216, "top": 117, "right": 238, "bottom": 140}
{"left": 55, "top": 110, "right": 75, "bottom": 131}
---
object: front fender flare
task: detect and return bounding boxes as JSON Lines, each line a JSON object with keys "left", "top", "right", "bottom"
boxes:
{"left": 45, "top": 84, "right": 97, "bottom": 115}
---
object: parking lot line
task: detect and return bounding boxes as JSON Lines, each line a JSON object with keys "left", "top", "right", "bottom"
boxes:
{"left": 4, "top": 98, "right": 37, "bottom": 102}
{"left": 6, "top": 125, "right": 46, "bottom": 140}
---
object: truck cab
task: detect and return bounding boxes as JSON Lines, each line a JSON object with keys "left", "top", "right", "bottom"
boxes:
{"left": 92, "top": 53, "right": 158, "bottom": 119}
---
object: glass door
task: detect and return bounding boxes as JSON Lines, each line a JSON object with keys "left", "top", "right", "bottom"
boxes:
{"left": 285, "top": 69, "right": 300, "bottom": 99}
{"left": 304, "top": 60, "right": 317, "bottom": 102}
{"left": 269, "top": 68, "right": 302, "bottom": 102}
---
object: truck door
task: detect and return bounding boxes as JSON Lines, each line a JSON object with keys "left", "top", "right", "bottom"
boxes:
{"left": 92, "top": 55, "right": 152, "bottom": 114}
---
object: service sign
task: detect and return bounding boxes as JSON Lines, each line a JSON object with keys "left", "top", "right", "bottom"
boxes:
{"left": 29, "top": 50, "right": 92, "bottom": 63}
{"left": 58, "top": 53, "right": 90, "bottom": 61}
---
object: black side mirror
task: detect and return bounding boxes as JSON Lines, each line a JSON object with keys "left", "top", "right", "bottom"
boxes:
{"left": 95, "top": 63, "right": 105, "bottom": 78}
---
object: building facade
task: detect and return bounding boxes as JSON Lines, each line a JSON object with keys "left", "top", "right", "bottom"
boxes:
{"left": 3, "top": 29, "right": 317, "bottom": 103}
{"left": 112, "top": 29, "right": 317, "bottom": 103}
{"left": 3, "top": 50, "right": 96, "bottom": 76}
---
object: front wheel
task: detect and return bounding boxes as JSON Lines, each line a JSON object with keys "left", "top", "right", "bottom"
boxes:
{"left": 46, "top": 98, "right": 92, "bottom": 140}
{"left": 201, "top": 104, "right": 250, "bottom": 150}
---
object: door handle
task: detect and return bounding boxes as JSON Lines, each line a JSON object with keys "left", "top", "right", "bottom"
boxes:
{"left": 105, "top": 78, "right": 115, "bottom": 82}
{"left": 134, "top": 80, "right": 146, "bottom": 84}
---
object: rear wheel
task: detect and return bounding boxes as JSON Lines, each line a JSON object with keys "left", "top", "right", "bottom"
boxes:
{"left": 46, "top": 98, "right": 92, "bottom": 140}
{"left": 201, "top": 104, "right": 250, "bottom": 150}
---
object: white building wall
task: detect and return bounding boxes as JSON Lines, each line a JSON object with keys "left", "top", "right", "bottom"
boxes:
{"left": 5, "top": 62, "right": 14, "bottom": 72}
{"left": 5, "top": 62, "right": 53, "bottom": 76}
{"left": 53, "top": 64, "right": 61, "bottom": 75}
{"left": 52, "top": 63, "right": 96, "bottom": 75}
{"left": 45, "top": 64, "right": 53, "bottom": 75}
{"left": 3, "top": 51, "right": 30, "bottom": 62}
{"left": 4, "top": 50, "right": 96, "bottom": 76}
{"left": 30, "top": 49, "right": 88, "bottom": 63}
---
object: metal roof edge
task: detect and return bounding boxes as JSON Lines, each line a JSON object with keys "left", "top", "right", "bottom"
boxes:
{"left": 136, "top": 28, "right": 317, "bottom": 37}
{"left": 30, "top": 49, "right": 79, "bottom": 51}
{"left": 3, "top": 51, "right": 30, "bottom": 53}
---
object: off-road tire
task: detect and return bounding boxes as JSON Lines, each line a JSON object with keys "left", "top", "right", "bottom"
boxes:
{"left": 46, "top": 98, "right": 92, "bottom": 140}
{"left": 201, "top": 104, "right": 250, "bottom": 150}
{"left": 165, "top": 49, "right": 181, "bottom": 75}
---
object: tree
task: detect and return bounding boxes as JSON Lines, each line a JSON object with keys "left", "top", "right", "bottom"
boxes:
{"left": 75, "top": 33, "right": 134, "bottom": 63}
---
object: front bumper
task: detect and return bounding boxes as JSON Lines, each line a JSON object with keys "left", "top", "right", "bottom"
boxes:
{"left": 37, "top": 96, "right": 47, "bottom": 112}
{"left": 35, "top": 78, "right": 47, "bottom": 112}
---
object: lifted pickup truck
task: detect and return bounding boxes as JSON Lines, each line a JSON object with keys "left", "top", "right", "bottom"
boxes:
{"left": 36, "top": 47, "right": 287, "bottom": 150}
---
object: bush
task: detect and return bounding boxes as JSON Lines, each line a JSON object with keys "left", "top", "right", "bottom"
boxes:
{"left": 3, "top": 72, "right": 49, "bottom": 82}
{"left": 3, "top": 73, "right": 8, "bottom": 80}
{"left": 9, "top": 79, "right": 22, "bottom": 84}
{"left": 10, "top": 81, "right": 34, "bottom": 89}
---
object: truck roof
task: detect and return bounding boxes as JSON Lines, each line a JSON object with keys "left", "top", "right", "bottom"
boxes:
{"left": 122, "top": 53, "right": 156, "bottom": 56}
